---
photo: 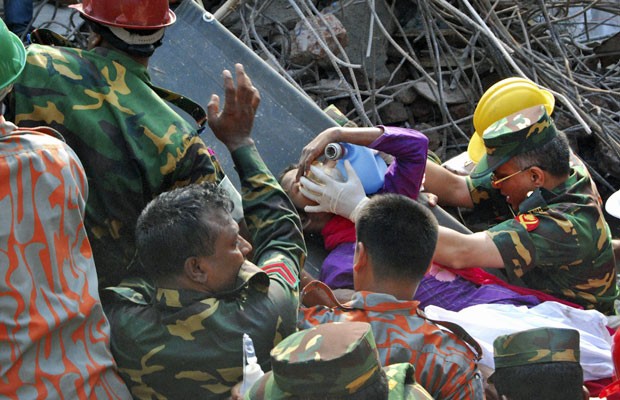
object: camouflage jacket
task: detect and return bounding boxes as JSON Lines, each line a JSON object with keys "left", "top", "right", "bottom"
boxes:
{"left": 468, "top": 154, "right": 618, "bottom": 314}
{"left": 12, "top": 44, "right": 227, "bottom": 288}
{"left": 102, "top": 145, "right": 306, "bottom": 400}
{"left": 300, "top": 291, "right": 484, "bottom": 400}
{"left": 0, "top": 118, "right": 130, "bottom": 399}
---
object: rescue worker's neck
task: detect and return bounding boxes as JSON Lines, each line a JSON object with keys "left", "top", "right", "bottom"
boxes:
{"left": 364, "top": 279, "right": 418, "bottom": 301}
{"left": 95, "top": 41, "right": 150, "bottom": 67}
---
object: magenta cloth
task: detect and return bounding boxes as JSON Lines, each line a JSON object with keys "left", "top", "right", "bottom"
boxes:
{"left": 319, "top": 126, "right": 429, "bottom": 289}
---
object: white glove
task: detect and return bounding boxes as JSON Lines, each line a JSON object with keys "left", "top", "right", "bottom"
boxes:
{"left": 299, "top": 160, "right": 370, "bottom": 222}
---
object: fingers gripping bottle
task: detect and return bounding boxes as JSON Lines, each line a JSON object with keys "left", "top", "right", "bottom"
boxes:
{"left": 240, "top": 333, "right": 265, "bottom": 396}
{"left": 324, "top": 142, "right": 388, "bottom": 194}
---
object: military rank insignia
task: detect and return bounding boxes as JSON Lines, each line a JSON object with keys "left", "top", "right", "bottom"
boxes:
{"left": 515, "top": 213, "right": 539, "bottom": 231}
{"left": 262, "top": 263, "right": 298, "bottom": 288}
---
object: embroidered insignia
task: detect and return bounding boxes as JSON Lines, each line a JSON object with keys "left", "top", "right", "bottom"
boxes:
{"left": 262, "top": 263, "right": 297, "bottom": 288}
{"left": 515, "top": 213, "right": 539, "bottom": 231}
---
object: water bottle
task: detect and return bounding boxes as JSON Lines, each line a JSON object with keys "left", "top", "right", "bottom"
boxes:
{"left": 240, "top": 333, "right": 265, "bottom": 396}
{"left": 324, "top": 142, "right": 388, "bottom": 194}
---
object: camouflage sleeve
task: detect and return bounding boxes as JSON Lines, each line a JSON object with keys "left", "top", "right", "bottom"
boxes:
{"left": 488, "top": 212, "right": 589, "bottom": 280}
{"left": 466, "top": 173, "right": 513, "bottom": 222}
{"left": 231, "top": 144, "right": 306, "bottom": 288}
{"left": 166, "top": 134, "right": 227, "bottom": 189}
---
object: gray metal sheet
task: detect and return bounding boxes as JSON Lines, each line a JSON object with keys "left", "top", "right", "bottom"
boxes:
{"left": 149, "top": 0, "right": 337, "bottom": 189}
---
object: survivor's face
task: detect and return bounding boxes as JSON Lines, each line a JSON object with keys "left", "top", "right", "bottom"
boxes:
{"left": 280, "top": 168, "right": 333, "bottom": 234}
{"left": 198, "top": 210, "right": 252, "bottom": 293}
{"left": 281, "top": 168, "right": 317, "bottom": 210}
{"left": 491, "top": 159, "right": 535, "bottom": 211}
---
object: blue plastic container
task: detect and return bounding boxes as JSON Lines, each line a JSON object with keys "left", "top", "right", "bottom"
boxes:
{"left": 324, "top": 142, "right": 388, "bottom": 194}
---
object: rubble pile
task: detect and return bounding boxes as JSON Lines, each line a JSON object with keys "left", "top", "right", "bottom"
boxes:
{"left": 217, "top": 0, "right": 620, "bottom": 200}
{"left": 7, "top": 0, "right": 620, "bottom": 210}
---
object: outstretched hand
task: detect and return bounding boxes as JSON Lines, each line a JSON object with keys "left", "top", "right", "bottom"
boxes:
{"left": 299, "top": 160, "right": 369, "bottom": 222}
{"left": 207, "top": 63, "right": 261, "bottom": 152}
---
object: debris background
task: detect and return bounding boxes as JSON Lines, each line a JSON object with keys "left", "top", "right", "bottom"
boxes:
{"left": 5, "top": 0, "right": 620, "bottom": 234}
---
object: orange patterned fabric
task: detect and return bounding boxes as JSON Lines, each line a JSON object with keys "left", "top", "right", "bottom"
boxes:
{"left": 300, "top": 291, "right": 484, "bottom": 400}
{"left": 0, "top": 117, "right": 130, "bottom": 399}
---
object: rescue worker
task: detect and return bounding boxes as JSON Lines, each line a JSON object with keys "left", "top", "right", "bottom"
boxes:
{"left": 10, "top": 0, "right": 242, "bottom": 289}
{"left": 0, "top": 18, "right": 131, "bottom": 399}
{"left": 307, "top": 99, "right": 618, "bottom": 313}
{"left": 490, "top": 327, "right": 589, "bottom": 400}
{"left": 102, "top": 64, "right": 306, "bottom": 400}
{"left": 245, "top": 322, "right": 434, "bottom": 399}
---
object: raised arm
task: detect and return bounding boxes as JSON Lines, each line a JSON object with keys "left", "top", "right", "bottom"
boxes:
{"left": 208, "top": 63, "right": 306, "bottom": 273}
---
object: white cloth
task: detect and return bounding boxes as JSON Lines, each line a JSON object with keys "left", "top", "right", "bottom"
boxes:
{"left": 424, "top": 302, "right": 613, "bottom": 381}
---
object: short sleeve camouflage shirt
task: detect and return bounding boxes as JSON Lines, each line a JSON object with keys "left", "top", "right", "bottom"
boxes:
{"left": 468, "top": 155, "right": 618, "bottom": 313}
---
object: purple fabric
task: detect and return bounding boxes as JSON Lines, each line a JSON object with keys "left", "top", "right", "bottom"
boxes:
{"left": 319, "top": 127, "right": 429, "bottom": 289}
{"left": 372, "top": 126, "right": 428, "bottom": 199}
{"left": 319, "top": 242, "right": 355, "bottom": 289}
{"left": 414, "top": 274, "right": 542, "bottom": 312}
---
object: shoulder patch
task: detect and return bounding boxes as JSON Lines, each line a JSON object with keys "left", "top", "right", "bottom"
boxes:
{"left": 515, "top": 213, "right": 539, "bottom": 231}
{"left": 262, "top": 262, "right": 298, "bottom": 288}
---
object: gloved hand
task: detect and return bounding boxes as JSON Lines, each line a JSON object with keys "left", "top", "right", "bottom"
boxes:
{"left": 299, "top": 160, "right": 370, "bottom": 222}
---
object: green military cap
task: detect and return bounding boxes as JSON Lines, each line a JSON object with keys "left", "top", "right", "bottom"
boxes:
{"left": 493, "top": 327, "right": 580, "bottom": 369}
{"left": 0, "top": 18, "right": 26, "bottom": 91}
{"left": 470, "top": 104, "right": 558, "bottom": 178}
{"left": 245, "top": 322, "right": 434, "bottom": 399}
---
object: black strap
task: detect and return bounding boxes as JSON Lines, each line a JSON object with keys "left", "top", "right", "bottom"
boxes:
{"left": 30, "top": 28, "right": 76, "bottom": 48}
{"left": 416, "top": 309, "right": 483, "bottom": 361}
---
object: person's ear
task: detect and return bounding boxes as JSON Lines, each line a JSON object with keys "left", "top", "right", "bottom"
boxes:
{"left": 529, "top": 166, "right": 545, "bottom": 187}
{"left": 184, "top": 256, "right": 208, "bottom": 284}
{"left": 353, "top": 242, "right": 368, "bottom": 273}
{"left": 87, "top": 31, "right": 102, "bottom": 50}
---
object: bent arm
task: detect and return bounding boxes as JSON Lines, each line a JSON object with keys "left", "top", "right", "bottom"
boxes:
{"left": 370, "top": 126, "right": 428, "bottom": 199}
{"left": 424, "top": 161, "right": 474, "bottom": 208}
{"left": 433, "top": 227, "right": 504, "bottom": 269}
{"left": 208, "top": 64, "right": 305, "bottom": 275}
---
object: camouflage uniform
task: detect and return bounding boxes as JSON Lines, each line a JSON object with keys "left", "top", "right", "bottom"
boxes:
{"left": 12, "top": 44, "right": 227, "bottom": 288}
{"left": 246, "top": 321, "right": 434, "bottom": 399}
{"left": 300, "top": 291, "right": 484, "bottom": 400}
{"left": 467, "top": 105, "right": 618, "bottom": 313}
{"left": 102, "top": 145, "right": 306, "bottom": 399}
{"left": 492, "top": 327, "right": 580, "bottom": 370}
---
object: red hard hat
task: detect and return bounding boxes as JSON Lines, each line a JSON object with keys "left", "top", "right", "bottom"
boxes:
{"left": 70, "top": 0, "right": 176, "bottom": 30}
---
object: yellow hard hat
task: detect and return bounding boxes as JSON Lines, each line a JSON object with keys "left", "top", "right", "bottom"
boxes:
{"left": 467, "top": 77, "right": 555, "bottom": 163}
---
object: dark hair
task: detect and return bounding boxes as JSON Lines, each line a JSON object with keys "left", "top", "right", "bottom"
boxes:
{"left": 86, "top": 20, "right": 164, "bottom": 57}
{"left": 356, "top": 194, "right": 438, "bottom": 281}
{"left": 493, "top": 362, "right": 584, "bottom": 400}
{"left": 513, "top": 130, "right": 571, "bottom": 177}
{"left": 278, "top": 163, "right": 299, "bottom": 184}
{"left": 291, "top": 370, "right": 389, "bottom": 400}
{"left": 135, "top": 182, "right": 233, "bottom": 279}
